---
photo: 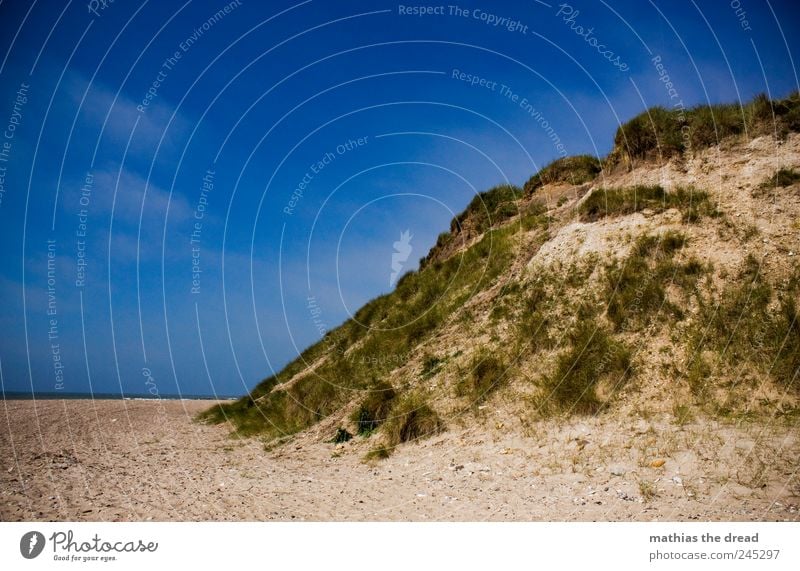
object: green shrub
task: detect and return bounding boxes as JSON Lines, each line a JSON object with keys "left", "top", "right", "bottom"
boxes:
{"left": 421, "top": 355, "right": 443, "bottom": 380}
{"left": 517, "top": 280, "right": 555, "bottom": 353}
{"left": 759, "top": 168, "right": 800, "bottom": 191}
{"left": 456, "top": 352, "right": 507, "bottom": 402}
{"left": 364, "top": 445, "right": 391, "bottom": 461}
{"left": 451, "top": 184, "right": 523, "bottom": 234}
{"left": 351, "top": 381, "right": 397, "bottom": 435}
{"left": 614, "top": 106, "right": 685, "bottom": 159}
{"left": 687, "top": 103, "right": 744, "bottom": 148}
{"left": 685, "top": 355, "right": 713, "bottom": 399}
{"left": 686, "top": 257, "right": 800, "bottom": 393}
{"left": 332, "top": 428, "right": 352, "bottom": 443}
{"left": 542, "top": 319, "right": 632, "bottom": 414}
{"left": 579, "top": 185, "right": 717, "bottom": 222}
{"left": 523, "top": 155, "right": 601, "bottom": 194}
{"left": 612, "top": 92, "right": 800, "bottom": 159}
{"left": 605, "top": 232, "right": 705, "bottom": 330}
{"left": 612, "top": 93, "right": 800, "bottom": 162}
{"left": 770, "top": 296, "right": 800, "bottom": 389}
{"left": 383, "top": 393, "right": 443, "bottom": 447}
{"left": 672, "top": 403, "right": 694, "bottom": 425}
{"left": 773, "top": 91, "right": 800, "bottom": 136}
{"left": 519, "top": 199, "right": 550, "bottom": 231}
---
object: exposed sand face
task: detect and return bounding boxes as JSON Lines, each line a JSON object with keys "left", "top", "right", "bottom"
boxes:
{"left": 0, "top": 400, "right": 797, "bottom": 521}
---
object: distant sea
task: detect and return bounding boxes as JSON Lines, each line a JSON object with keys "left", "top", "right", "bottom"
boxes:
{"left": 1, "top": 391, "right": 237, "bottom": 401}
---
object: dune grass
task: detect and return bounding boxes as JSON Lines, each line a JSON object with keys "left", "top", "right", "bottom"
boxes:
{"left": 686, "top": 257, "right": 800, "bottom": 396}
{"left": 456, "top": 351, "right": 508, "bottom": 403}
{"left": 540, "top": 316, "right": 633, "bottom": 415}
{"left": 201, "top": 92, "right": 800, "bottom": 446}
{"left": 523, "top": 155, "right": 601, "bottom": 194}
{"left": 579, "top": 185, "right": 718, "bottom": 223}
{"left": 383, "top": 392, "right": 443, "bottom": 448}
{"left": 613, "top": 92, "right": 800, "bottom": 162}
{"left": 200, "top": 221, "right": 518, "bottom": 438}
{"left": 605, "top": 232, "right": 707, "bottom": 331}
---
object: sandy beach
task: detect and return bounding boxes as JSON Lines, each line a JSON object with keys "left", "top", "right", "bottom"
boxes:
{"left": 0, "top": 399, "right": 797, "bottom": 521}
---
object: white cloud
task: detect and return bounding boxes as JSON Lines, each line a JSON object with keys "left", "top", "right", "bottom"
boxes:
{"left": 63, "top": 71, "right": 191, "bottom": 158}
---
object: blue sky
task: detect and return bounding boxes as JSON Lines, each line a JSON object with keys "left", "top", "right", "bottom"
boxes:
{"left": 0, "top": 0, "right": 798, "bottom": 398}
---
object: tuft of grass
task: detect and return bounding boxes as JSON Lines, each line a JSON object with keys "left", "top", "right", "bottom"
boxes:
{"left": 451, "top": 184, "right": 523, "bottom": 235}
{"left": 519, "top": 199, "right": 550, "bottom": 231}
{"left": 351, "top": 381, "right": 396, "bottom": 436}
{"left": 612, "top": 92, "right": 800, "bottom": 162}
{"left": 686, "top": 257, "right": 800, "bottom": 395}
{"left": 758, "top": 167, "right": 800, "bottom": 191}
{"left": 605, "top": 231, "right": 706, "bottom": 331}
{"left": 580, "top": 185, "right": 718, "bottom": 223}
{"left": 332, "top": 427, "right": 352, "bottom": 443}
{"left": 771, "top": 295, "right": 800, "bottom": 389}
{"left": 364, "top": 445, "right": 391, "bottom": 461}
{"left": 456, "top": 351, "right": 508, "bottom": 403}
{"left": 672, "top": 403, "right": 694, "bottom": 426}
{"left": 523, "top": 155, "right": 601, "bottom": 194}
{"left": 541, "top": 318, "right": 633, "bottom": 415}
{"left": 638, "top": 480, "right": 658, "bottom": 502}
{"left": 517, "top": 279, "right": 555, "bottom": 353}
{"left": 685, "top": 355, "right": 713, "bottom": 400}
{"left": 383, "top": 393, "right": 443, "bottom": 447}
{"left": 421, "top": 355, "right": 444, "bottom": 380}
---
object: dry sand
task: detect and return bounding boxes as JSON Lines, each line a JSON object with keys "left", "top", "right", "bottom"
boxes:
{"left": 1, "top": 399, "right": 797, "bottom": 521}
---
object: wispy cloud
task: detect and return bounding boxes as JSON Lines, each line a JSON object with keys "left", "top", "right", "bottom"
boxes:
{"left": 63, "top": 71, "right": 191, "bottom": 159}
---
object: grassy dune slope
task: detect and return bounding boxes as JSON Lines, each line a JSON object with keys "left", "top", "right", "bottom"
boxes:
{"left": 200, "top": 93, "right": 800, "bottom": 455}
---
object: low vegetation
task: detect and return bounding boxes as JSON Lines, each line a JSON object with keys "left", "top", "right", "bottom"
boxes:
{"left": 686, "top": 257, "right": 800, "bottom": 398}
{"left": 456, "top": 351, "right": 508, "bottom": 403}
{"left": 612, "top": 92, "right": 800, "bottom": 162}
{"left": 451, "top": 183, "right": 522, "bottom": 235}
{"left": 201, "top": 92, "right": 800, "bottom": 452}
{"left": 758, "top": 167, "right": 800, "bottom": 191}
{"left": 382, "top": 393, "right": 443, "bottom": 449}
{"left": 200, "top": 219, "right": 517, "bottom": 438}
{"left": 580, "top": 185, "right": 718, "bottom": 223}
{"left": 523, "top": 155, "right": 601, "bottom": 194}
{"left": 605, "top": 232, "right": 707, "bottom": 331}
{"left": 540, "top": 316, "right": 633, "bottom": 415}
{"left": 516, "top": 279, "right": 556, "bottom": 353}
{"left": 351, "top": 381, "right": 396, "bottom": 435}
